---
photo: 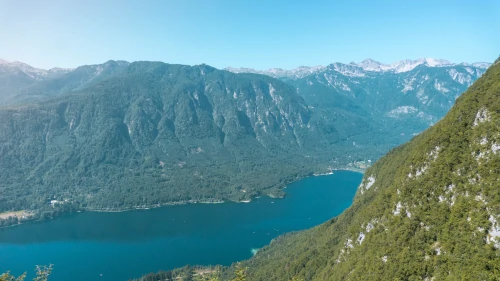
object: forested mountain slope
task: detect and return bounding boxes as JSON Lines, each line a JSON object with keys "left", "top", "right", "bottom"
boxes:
{"left": 220, "top": 59, "right": 500, "bottom": 280}
{"left": 0, "top": 62, "right": 378, "bottom": 220}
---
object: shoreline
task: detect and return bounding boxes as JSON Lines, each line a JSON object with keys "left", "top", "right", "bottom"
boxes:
{"left": 85, "top": 199, "right": 226, "bottom": 213}
{"left": 0, "top": 168, "right": 365, "bottom": 226}
{"left": 84, "top": 168, "right": 364, "bottom": 213}
{"left": 312, "top": 168, "right": 364, "bottom": 176}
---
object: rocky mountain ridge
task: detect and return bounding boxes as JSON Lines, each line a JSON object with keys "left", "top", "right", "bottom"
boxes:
{"left": 226, "top": 58, "right": 491, "bottom": 79}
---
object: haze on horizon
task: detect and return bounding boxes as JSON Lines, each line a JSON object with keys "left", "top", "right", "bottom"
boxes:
{"left": 1, "top": 0, "right": 499, "bottom": 70}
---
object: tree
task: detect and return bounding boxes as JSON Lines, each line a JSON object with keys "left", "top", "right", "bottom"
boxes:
{"left": 230, "top": 265, "right": 247, "bottom": 281}
{"left": 0, "top": 265, "right": 52, "bottom": 281}
{"left": 33, "top": 265, "right": 53, "bottom": 281}
{"left": 0, "top": 272, "right": 26, "bottom": 281}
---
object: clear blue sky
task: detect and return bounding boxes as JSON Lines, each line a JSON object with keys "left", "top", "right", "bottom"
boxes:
{"left": 1, "top": 0, "right": 498, "bottom": 69}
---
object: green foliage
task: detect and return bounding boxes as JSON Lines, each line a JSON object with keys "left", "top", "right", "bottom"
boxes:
{"left": 130, "top": 265, "right": 246, "bottom": 281}
{"left": 0, "top": 265, "right": 52, "bottom": 281}
{"left": 32, "top": 265, "right": 52, "bottom": 281}
{"left": 0, "top": 272, "right": 26, "bottom": 281}
{"left": 229, "top": 265, "right": 247, "bottom": 281}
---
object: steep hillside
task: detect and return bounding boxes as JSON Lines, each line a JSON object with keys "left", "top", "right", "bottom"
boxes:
{"left": 217, "top": 60, "right": 500, "bottom": 280}
{"left": 0, "top": 62, "right": 377, "bottom": 221}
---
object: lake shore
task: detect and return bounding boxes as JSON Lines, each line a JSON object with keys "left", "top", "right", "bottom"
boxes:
{"left": 85, "top": 168, "right": 364, "bottom": 213}
{"left": 0, "top": 168, "right": 365, "bottom": 226}
{"left": 0, "top": 210, "right": 27, "bottom": 220}
{"left": 313, "top": 167, "right": 364, "bottom": 176}
{"left": 0, "top": 171, "right": 363, "bottom": 281}
{"left": 85, "top": 199, "right": 226, "bottom": 213}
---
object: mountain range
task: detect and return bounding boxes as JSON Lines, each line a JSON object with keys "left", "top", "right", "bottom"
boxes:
{"left": 228, "top": 58, "right": 490, "bottom": 135}
{"left": 0, "top": 58, "right": 491, "bottom": 226}
{"left": 226, "top": 58, "right": 490, "bottom": 78}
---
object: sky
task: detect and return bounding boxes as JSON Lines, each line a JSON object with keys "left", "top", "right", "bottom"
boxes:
{"left": 0, "top": 0, "right": 498, "bottom": 70}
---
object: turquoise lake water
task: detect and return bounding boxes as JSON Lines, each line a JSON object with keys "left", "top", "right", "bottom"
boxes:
{"left": 0, "top": 170, "right": 362, "bottom": 281}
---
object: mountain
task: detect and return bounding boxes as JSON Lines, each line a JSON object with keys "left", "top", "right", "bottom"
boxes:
{"left": 356, "top": 58, "right": 453, "bottom": 73}
{"left": 226, "top": 65, "right": 326, "bottom": 80}
{"left": 215, "top": 59, "right": 500, "bottom": 280}
{"left": 296, "top": 62, "right": 487, "bottom": 135}
{"left": 0, "top": 60, "right": 129, "bottom": 105}
{"left": 0, "top": 61, "right": 381, "bottom": 221}
{"left": 0, "top": 59, "right": 72, "bottom": 104}
{"left": 0, "top": 59, "right": 72, "bottom": 80}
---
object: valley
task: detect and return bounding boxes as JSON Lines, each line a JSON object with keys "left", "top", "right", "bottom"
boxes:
{"left": 0, "top": 58, "right": 490, "bottom": 229}
{"left": 1, "top": 2, "right": 498, "bottom": 280}
{"left": 0, "top": 57, "right": 497, "bottom": 281}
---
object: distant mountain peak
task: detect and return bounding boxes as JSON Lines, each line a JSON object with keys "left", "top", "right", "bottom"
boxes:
{"left": 359, "top": 58, "right": 383, "bottom": 66}
{"left": 328, "top": 58, "right": 489, "bottom": 75}
{"left": 357, "top": 59, "right": 388, "bottom": 72}
{"left": 0, "top": 59, "right": 75, "bottom": 80}
{"left": 226, "top": 58, "right": 491, "bottom": 80}
{"left": 224, "top": 65, "right": 326, "bottom": 79}
{"left": 423, "top": 57, "right": 452, "bottom": 66}
{"left": 355, "top": 58, "right": 454, "bottom": 73}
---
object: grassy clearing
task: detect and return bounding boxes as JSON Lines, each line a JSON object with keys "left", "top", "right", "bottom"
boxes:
{"left": 0, "top": 210, "right": 27, "bottom": 219}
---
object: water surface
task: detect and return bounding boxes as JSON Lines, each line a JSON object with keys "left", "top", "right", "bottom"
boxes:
{"left": 0, "top": 170, "right": 362, "bottom": 281}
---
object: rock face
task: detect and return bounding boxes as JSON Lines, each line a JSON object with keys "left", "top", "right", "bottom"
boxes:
{"left": 232, "top": 61, "right": 500, "bottom": 280}
{"left": 229, "top": 59, "right": 490, "bottom": 137}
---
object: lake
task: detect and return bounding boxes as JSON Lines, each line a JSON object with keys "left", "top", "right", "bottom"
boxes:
{"left": 0, "top": 170, "right": 362, "bottom": 281}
